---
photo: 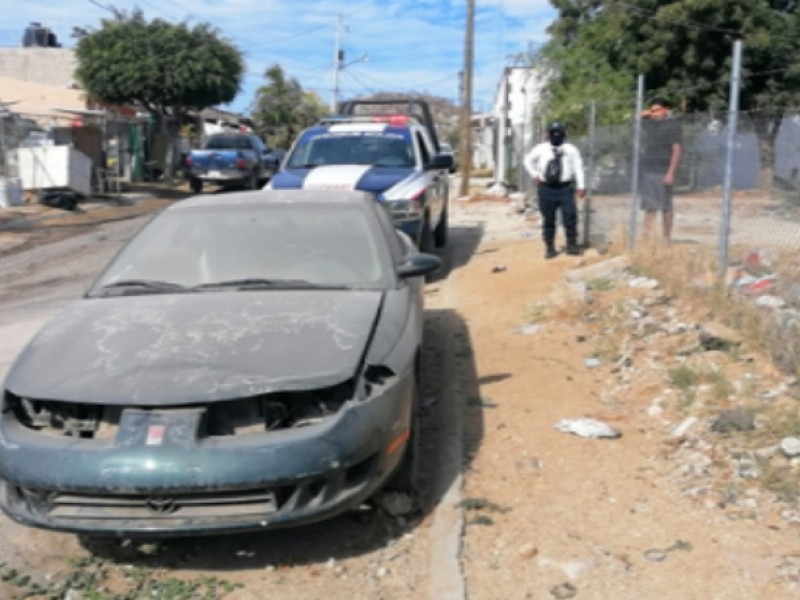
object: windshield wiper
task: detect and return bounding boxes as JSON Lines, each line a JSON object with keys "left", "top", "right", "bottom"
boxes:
{"left": 97, "top": 279, "right": 187, "bottom": 296}
{"left": 194, "top": 278, "right": 349, "bottom": 290}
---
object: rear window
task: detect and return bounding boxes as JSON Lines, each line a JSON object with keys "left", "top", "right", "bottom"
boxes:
{"left": 287, "top": 130, "right": 414, "bottom": 168}
{"left": 206, "top": 135, "right": 253, "bottom": 150}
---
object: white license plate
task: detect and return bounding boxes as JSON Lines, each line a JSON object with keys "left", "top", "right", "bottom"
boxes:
{"left": 207, "top": 170, "right": 223, "bottom": 178}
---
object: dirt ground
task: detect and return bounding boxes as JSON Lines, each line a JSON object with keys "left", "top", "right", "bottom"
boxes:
{"left": 1, "top": 190, "right": 800, "bottom": 599}
{"left": 444, "top": 200, "right": 800, "bottom": 599}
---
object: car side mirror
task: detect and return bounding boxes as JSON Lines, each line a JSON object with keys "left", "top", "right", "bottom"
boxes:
{"left": 426, "top": 154, "right": 454, "bottom": 171}
{"left": 397, "top": 252, "right": 442, "bottom": 278}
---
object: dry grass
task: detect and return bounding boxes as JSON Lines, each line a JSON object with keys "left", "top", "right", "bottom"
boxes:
{"left": 629, "top": 240, "right": 800, "bottom": 377}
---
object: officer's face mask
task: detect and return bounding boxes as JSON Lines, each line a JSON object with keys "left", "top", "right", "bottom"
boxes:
{"left": 549, "top": 130, "right": 565, "bottom": 146}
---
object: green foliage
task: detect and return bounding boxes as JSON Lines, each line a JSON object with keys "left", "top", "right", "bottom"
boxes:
{"left": 75, "top": 9, "right": 243, "bottom": 117}
{"left": 668, "top": 364, "right": 699, "bottom": 390}
{"left": 251, "top": 65, "right": 328, "bottom": 149}
{"left": 538, "top": 0, "right": 800, "bottom": 131}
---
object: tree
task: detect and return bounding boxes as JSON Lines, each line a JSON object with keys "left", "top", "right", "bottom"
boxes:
{"left": 541, "top": 1, "right": 800, "bottom": 114}
{"left": 75, "top": 9, "right": 244, "bottom": 174}
{"left": 251, "top": 66, "right": 327, "bottom": 149}
{"left": 540, "top": 1, "right": 800, "bottom": 171}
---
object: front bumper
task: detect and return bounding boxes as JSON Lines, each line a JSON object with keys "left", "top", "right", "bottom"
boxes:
{"left": 0, "top": 375, "right": 413, "bottom": 537}
{"left": 190, "top": 168, "right": 246, "bottom": 183}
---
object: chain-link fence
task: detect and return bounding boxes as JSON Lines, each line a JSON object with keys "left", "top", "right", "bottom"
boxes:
{"left": 566, "top": 109, "right": 800, "bottom": 270}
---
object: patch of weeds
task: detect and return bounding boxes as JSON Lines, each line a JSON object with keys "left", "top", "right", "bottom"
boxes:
{"left": 457, "top": 497, "right": 511, "bottom": 514}
{"left": 525, "top": 302, "right": 548, "bottom": 324}
{"left": 758, "top": 463, "right": 800, "bottom": 503}
{"left": 468, "top": 514, "right": 495, "bottom": 526}
{"left": 755, "top": 405, "right": 800, "bottom": 440}
{"left": 668, "top": 364, "right": 699, "bottom": 390}
{"left": 710, "top": 369, "right": 735, "bottom": 403}
{"left": 677, "top": 389, "right": 697, "bottom": 411}
{"left": 0, "top": 557, "right": 243, "bottom": 600}
{"left": 588, "top": 277, "right": 616, "bottom": 292}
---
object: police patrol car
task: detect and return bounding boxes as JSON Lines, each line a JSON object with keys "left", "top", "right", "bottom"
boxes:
{"left": 268, "top": 99, "right": 452, "bottom": 249}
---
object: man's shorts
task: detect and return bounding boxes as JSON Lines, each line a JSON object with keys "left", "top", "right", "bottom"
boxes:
{"left": 640, "top": 172, "right": 673, "bottom": 212}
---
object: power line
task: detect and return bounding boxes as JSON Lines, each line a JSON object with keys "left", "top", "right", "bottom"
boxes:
{"left": 240, "top": 0, "right": 378, "bottom": 52}
{"left": 342, "top": 69, "right": 375, "bottom": 95}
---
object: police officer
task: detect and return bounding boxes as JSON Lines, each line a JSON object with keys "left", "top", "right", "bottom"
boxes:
{"left": 523, "top": 123, "right": 586, "bottom": 259}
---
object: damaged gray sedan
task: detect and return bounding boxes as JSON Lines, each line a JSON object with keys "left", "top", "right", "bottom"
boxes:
{"left": 0, "top": 189, "right": 440, "bottom": 537}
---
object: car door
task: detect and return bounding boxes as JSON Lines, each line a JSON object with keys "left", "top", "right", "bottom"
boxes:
{"left": 414, "top": 129, "right": 445, "bottom": 228}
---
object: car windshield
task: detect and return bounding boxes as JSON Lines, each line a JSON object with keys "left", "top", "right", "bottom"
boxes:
{"left": 205, "top": 135, "right": 252, "bottom": 150}
{"left": 287, "top": 131, "right": 414, "bottom": 168}
{"left": 88, "top": 204, "right": 389, "bottom": 295}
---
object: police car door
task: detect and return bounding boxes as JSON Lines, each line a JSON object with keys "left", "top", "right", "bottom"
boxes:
{"left": 414, "top": 129, "right": 445, "bottom": 227}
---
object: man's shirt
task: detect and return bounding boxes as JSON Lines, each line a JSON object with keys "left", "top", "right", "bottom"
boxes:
{"left": 524, "top": 142, "right": 586, "bottom": 189}
{"left": 641, "top": 118, "right": 682, "bottom": 174}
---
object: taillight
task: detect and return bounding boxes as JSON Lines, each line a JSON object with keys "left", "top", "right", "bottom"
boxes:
{"left": 235, "top": 157, "right": 247, "bottom": 170}
{"left": 185, "top": 156, "right": 193, "bottom": 166}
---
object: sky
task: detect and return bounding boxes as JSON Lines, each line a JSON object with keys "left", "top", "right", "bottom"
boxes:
{"left": 0, "top": 0, "right": 557, "bottom": 115}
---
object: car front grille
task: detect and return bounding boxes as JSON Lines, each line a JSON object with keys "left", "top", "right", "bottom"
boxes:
{"left": 11, "top": 453, "right": 378, "bottom": 523}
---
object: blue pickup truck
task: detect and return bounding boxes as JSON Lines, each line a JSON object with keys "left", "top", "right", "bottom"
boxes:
{"left": 187, "top": 133, "right": 280, "bottom": 194}
{"left": 268, "top": 99, "right": 453, "bottom": 250}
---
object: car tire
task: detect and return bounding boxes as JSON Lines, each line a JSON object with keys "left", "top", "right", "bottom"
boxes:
{"left": 384, "top": 361, "right": 421, "bottom": 497}
{"left": 434, "top": 203, "right": 448, "bottom": 247}
{"left": 419, "top": 215, "right": 435, "bottom": 252}
{"left": 190, "top": 178, "right": 203, "bottom": 194}
{"left": 247, "top": 170, "right": 258, "bottom": 190}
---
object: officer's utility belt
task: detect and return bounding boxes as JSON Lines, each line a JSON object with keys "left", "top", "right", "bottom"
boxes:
{"left": 542, "top": 181, "right": 573, "bottom": 189}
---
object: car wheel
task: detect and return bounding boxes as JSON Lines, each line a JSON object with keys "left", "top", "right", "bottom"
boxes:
{"left": 247, "top": 170, "right": 258, "bottom": 190}
{"left": 434, "top": 203, "right": 448, "bottom": 247}
{"left": 190, "top": 178, "right": 203, "bottom": 194}
{"left": 384, "top": 361, "right": 421, "bottom": 496}
{"left": 419, "top": 215, "right": 435, "bottom": 252}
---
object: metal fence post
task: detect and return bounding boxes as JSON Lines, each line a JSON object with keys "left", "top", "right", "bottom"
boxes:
{"left": 719, "top": 39, "right": 743, "bottom": 281}
{"left": 628, "top": 75, "right": 645, "bottom": 248}
{"left": 583, "top": 100, "right": 596, "bottom": 247}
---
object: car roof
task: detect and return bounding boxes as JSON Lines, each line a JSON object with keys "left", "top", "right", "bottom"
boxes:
{"left": 169, "top": 189, "right": 378, "bottom": 212}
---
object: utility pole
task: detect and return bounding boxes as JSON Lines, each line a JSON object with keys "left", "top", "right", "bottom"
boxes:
{"left": 489, "top": 66, "right": 510, "bottom": 194}
{"left": 331, "top": 15, "right": 344, "bottom": 112}
{"left": 458, "top": 0, "right": 474, "bottom": 197}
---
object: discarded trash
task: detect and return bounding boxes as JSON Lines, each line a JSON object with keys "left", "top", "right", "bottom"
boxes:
{"left": 671, "top": 416, "right": 698, "bottom": 438}
{"left": 780, "top": 437, "right": 800, "bottom": 458}
{"left": 583, "top": 357, "right": 601, "bottom": 369}
{"left": 628, "top": 276, "right": 660, "bottom": 290}
{"left": 755, "top": 295, "right": 785, "bottom": 309}
{"left": 492, "top": 265, "right": 508, "bottom": 273}
{"left": 643, "top": 540, "right": 692, "bottom": 562}
{"left": 550, "top": 582, "right": 578, "bottom": 599}
{"left": 516, "top": 324, "right": 540, "bottom": 335}
{"left": 743, "top": 275, "right": 778, "bottom": 295}
{"left": 38, "top": 189, "right": 79, "bottom": 211}
{"left": 555, "top": 418, "right": 621, "bottom": 439}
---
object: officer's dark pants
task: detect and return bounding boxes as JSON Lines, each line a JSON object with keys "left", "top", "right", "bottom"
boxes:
{"left": 537, "top": 184, "right": 578, "bottom": 247}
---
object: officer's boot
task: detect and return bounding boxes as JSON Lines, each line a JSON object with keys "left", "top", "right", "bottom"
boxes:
{"left": 545, "top": 241, "right": 558, "bottom": 259}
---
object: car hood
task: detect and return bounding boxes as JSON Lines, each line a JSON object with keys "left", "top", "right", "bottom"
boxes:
{"left": 270, "top": 166, "right": 411, "bottom": 194}
{"left": 5, "top": 290, "right": 383, "bottom": 405}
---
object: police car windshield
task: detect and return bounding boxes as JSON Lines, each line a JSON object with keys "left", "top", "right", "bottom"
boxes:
{"left": 287, "top": 131, "right": 414, "bottom": 168}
